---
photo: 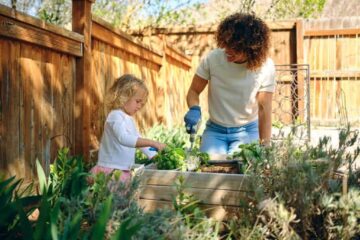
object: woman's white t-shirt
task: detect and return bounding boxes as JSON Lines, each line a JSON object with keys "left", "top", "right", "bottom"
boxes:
{"left": 196, "top": 48, "right": 276, "bottom": 127}
{"left": 97, "top": 109, "right": 156, "bottom": 170}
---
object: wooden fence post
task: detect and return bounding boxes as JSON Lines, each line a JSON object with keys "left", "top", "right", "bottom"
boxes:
{"left": 72, "top": 0, "right": 94, "bottom": 161}
{"left": 296, "top": 19, "right": 305, "bottom": 124}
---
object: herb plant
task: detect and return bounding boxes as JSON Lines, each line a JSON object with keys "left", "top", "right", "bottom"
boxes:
{"left": 152, "top": 147, "right": 186, "bottom": 170}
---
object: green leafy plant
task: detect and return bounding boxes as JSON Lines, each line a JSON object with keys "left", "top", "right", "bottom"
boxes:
{"left": 48, "top": 147, "right": 89, "bottom": 200}
{"left": 0, "top": 176, "right": 40, "bottom": 240}
{"left": 145, "top": 124, "right": 188, "bottom": 149}
{"left": 153, "top": 146, "right": 186, "bottom": 170}
{"left": 136, "top": 125, "right": 188, "bottom": 164}
{"left": 229, "top": 142, "right": 267, "bottom": 173}
{"left": 172, "top": 175, "right": 203, "bottom": 223}
{"left": 171, "top": 175, "right": 220, "bottom": 239}
{"left": 188, "top": 147, "right": 210, "bottom": 166}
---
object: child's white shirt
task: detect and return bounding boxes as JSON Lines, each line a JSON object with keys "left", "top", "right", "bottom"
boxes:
{"left": 97, "top": 109, "right": 156, "bottom": 170}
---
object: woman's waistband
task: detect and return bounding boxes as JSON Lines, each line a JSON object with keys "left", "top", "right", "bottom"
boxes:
{"left": 206, "top": 119, "right": 258, "bottom": 133}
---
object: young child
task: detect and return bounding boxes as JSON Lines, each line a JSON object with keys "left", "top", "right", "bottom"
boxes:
{"left": 91, "top": 74, "right": 166, "bottom": 182}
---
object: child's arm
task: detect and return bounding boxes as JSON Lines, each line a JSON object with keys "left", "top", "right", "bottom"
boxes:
{"left": 135, "top": 138, "right": 166, "bottom": 151}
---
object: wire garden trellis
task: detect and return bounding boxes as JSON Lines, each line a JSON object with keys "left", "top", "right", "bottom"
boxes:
{"left": 272, "top": 64, "right": 311, "bottom": 142}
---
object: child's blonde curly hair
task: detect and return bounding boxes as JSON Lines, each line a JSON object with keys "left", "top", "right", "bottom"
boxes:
{"left": 106, "top": 74, "right": 149, "bottom": 110}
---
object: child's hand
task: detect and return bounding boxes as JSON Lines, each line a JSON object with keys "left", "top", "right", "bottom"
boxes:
{"left": 153, "top": 142, "right": 166, "bottom": 152}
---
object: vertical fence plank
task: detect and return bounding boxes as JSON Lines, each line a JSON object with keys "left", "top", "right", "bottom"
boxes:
{"left": 0, "top": 39, "right": 3, "bottom": 171}
{"left": 62, "top": 54, "right": 75, "bottom": 152}
{"left": 41, "top": 49, "right": 52, "bottom": 175}
{"left": 22, "top": 45, "right": 43, "bottom": 179}
{"left": 72, "top": 0, "right": 94, "bottom": 160}
{"left": 7, "top": 40, "right": 21, "bottom": 177}
{"left": 91, "top": 40, "right": 102, "bottom": 149}
{"left": 0, "top": 38, "right": 9, "bottom": 173}
{"left": 50, "top": 51, "right": 62, "bottom": 163}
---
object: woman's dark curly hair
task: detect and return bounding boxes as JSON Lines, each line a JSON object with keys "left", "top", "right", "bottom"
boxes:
{"left": 215, "top": 13, "right": 270, "bottom": 71}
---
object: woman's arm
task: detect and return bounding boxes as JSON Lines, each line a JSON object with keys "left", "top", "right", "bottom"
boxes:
{"left": 186, "top": 74, "right": 208, "bottom": 107}
{"left": 257, "top": 91, "right": 273, "bottom": 146}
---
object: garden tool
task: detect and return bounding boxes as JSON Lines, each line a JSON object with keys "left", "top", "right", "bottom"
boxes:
{"left": 184, "top": 105, "right": 202, "bottom": 152}
{"left": 184, "top": 120, "right": 202, "bottom": 171}
{"left": 186, "top": 119, "right": 201, "bottom": 152}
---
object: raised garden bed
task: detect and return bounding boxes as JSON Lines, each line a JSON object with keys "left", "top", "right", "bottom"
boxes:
{"left": 138, "top": 161, "right": 250, "bottom": 221}
{"left": 91, "top": 149, "right": 249, "bottom": 220}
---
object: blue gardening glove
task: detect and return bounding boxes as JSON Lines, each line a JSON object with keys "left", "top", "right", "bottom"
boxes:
{"left": 184, "top": 106, "right": 201, "bottom": 134}
{"left": 149, "top": 147, "right": 158, "bottom": 151}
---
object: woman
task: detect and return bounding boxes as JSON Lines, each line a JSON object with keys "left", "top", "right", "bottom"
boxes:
{"left": 184, "top": 13, "right": 276, "bottom": 154}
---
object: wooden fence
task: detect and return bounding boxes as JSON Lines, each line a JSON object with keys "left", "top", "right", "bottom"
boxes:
{"left": 303, "top": 18, "right": 360, "bottom": 126}
{"left": 0, "top": 2, "right": 192, "bottom": 180}
{"left": 0, "top": 6, "right": 83, "bottom": 180}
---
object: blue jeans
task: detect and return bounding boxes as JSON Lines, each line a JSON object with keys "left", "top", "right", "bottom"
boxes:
{"left": 200, "top": 120, "right": 259, "bottom": 154}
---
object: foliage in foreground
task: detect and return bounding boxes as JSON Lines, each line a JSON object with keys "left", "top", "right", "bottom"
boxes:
{"left": 227, "top": 125, "right": 360, "bottom": 239}
{"left": 138, "top": 123, "right": 360, "bottom": 239}
{"left": 0, "top": 148, "right": 218, "bottom": 240}
{"left": 1, "top": 125, "right": 359, "bottom": 239}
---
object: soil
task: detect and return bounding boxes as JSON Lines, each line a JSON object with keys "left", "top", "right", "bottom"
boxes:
{"left": 200, "top": 163, "right": 240, "bottom": 174}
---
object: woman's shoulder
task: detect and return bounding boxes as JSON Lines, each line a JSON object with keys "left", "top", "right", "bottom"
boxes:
{"left": 203, "top": 48, "right": 227, "bottom": 65}
{"left": 265, "top": 57, "right": 275, "bottom": 66}
{"left": 207, "top": 48, "right": 225, "bottom": 59}
{"left": 259, "top": 58, "right": 275, "bottom": 72}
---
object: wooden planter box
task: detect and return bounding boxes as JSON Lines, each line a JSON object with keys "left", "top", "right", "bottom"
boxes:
{"left": 91, "top": 149, "right": 252, "bottom": 219}
{"left": 138, "top": 169, "right": 251, "bottom": 220}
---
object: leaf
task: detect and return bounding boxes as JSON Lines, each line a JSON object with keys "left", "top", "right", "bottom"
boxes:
{"left": 18, "top": 195, "right": 41, "bottom": 209}
{"left": 50, "top": 201, "right": 61, "bottom": 240}
{"left": 0, "top": 176, "right": 17, "bottom": 191}
{"left": 33, "top": 194, "right": 52, "bottom": 240}
{"left": 90, "top": 196, "right": 112, "bottom": 240}
{"left": 36, "top": 159, "right": 48, "bottom": 194}
{"left": 111, "top": 217, "right": 142, "bottom": 240}
{"left": 15, "top": 199, "right": 34, "bottom": 239}
{"left": 61, "top": 212, "right": 82, "bottom": 240}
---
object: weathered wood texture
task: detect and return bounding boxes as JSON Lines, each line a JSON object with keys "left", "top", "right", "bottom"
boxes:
{"left": 0, "top": 23, "right": 77, "bottom": 180}
{"left": 139, "top": 169, "right": 250, "bottom": 220}
{"left": 0, "top": 5, "right": 193, "bottom": 179}
{"left": 72, "top": 0, "right": 93, "bottom": 161}
{"left": 89, "top": 17, "right": 192, "bottom": 150}
{"left": 0, "top": 6, "right": 83, "bottom": 56}
{"left": 0, "top": 6, "right": 82, "bottom": 180}
{"left": 303, "top": 18, "right": 360, "bottom": 125}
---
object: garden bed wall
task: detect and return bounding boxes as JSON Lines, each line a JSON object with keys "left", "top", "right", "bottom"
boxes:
{"left": 139, "top": 169, "right": 251, "bottom": 220}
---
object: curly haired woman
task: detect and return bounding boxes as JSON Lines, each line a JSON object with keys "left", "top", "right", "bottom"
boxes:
{"left": 184, "top": 13, "right": 276, "bottom": 155}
